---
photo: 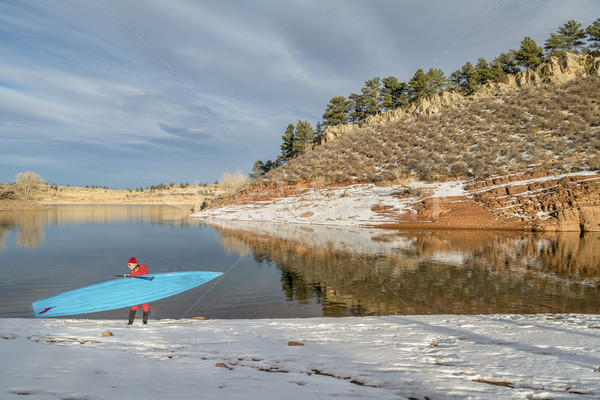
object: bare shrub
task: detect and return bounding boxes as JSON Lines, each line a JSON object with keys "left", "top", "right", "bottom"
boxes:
{"left": 220, "top": 170, "right": 249, "bottom": 195}
{"left": 15, "top": 171, "right": 44, "bottom": 200}
{"left": 587, "top": 156, "right": 600, "bottom": 170}
{"left": 0, "top": 183, "right": 17, "bottom": 200}
{"left": 450, "top": 161, "right": 470, "bottom": 177}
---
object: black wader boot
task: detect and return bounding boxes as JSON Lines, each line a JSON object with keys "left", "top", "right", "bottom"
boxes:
{"left": 128, "top": 309, "right": 136, "bottom": 325}
{"left": 143, "top": 311, "right": 150, "bottom": 325}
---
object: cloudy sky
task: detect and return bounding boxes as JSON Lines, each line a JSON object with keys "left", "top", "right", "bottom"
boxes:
{"left": 1, "top": 0, "right": 599, "bottom": 188}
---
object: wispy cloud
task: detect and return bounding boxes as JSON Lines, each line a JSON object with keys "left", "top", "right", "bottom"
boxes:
{"left": 1, "top": 0, "right": 599, "bottom": 187}
{"left": 157, "top": 123, "right": 214, "bottom": 143}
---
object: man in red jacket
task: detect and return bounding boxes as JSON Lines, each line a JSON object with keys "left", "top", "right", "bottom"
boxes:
{"left": 126, "top": 257, "right": 150, "bottom": 325}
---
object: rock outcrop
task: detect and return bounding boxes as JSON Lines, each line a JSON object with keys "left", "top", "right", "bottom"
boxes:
{"left": 389, "top": 171, "right": 600, "bottom": 233}
{"left": 466, "top": 172, "right": 600, "bottom": 232}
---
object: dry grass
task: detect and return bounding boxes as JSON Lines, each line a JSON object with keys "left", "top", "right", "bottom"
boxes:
{"left": 0, "top": 183, "right": 222, "bottom": 207}
{"left": 255, "top": 76, "right": 600, "bottom": 185}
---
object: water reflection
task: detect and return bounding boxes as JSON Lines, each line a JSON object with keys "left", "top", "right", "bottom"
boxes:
{"left": 209, "top": 220, "right": 600, "bottom": 316}
{"left": 0, "top": 211, "right": 46, "bottom": 249}
{"left": 3, "top": 206, "right": 600, "bottom": 318}
{"left": 45, "top": 204, "right": 194, "bottom": 225}
{"left": 0, "top": 205, "right": 196, "bottom": 251}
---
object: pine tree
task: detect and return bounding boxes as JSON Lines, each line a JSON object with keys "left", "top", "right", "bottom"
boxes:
{"left": 544, "top": 33, "right": 567, "bottom": 57}
{"left": 450, "top": 62, "right": 477, "bottom": 93}
{"left": 280, "top": 124, "right": 296, "bottom": 160}
{"left": 474, "top": 58, "right": 495, "bottom": 85}
{"left": 250, "top": 158, "right": 282, "bottom": 178}
{"left": 250, "top": 160, "right": 266, "bottom": 178}
{"left": 323, "top": 96, "right": 350, "bottom": 127}
{"left": 292, "top": 120, "right": 315, "bottom": 156}
{"left": 515, "top": 37, "right": 543, "bottom": 71}
{"left": 489, "top": 58, "right": 504, "bottom": 81}
{"left": 264, "top": 159, "right": 278, "bottom": 171}
{"left": 558, "top": 20, "right": 586, "bottom": 53}
{"left": 493, "top": 50, "right": 520, "bottom": 75}
{"left": 408, "top": 69, "right": 428, "bottom": 101}
{"left": 348, "top": 92, "right": 366, "bottom": 124}
{"left": 314, "top": 122, "right": 324, "bottom": 144}
{"left": 361, "top": 77, "right": 382, "bottom": 116}
{"left": 425, "top": 68, "right": 448, "bottom": 96}
{"left": 381, "top": 76, "right": 408, "bottom": 111}
{"left": 586, "top": 18, "right": 600, "bottom": 50}
{"left": 545, "top": 20, "right": 586, "bottom": 56}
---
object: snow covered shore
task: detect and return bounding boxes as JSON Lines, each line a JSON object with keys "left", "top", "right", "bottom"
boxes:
{"left": 2, "top": 314, "right": 600, "bottom": 399}
{"left": 192, "top": 171, "right": 600, "bottom": 231}
{"left": 193, "top": 182, "right": 443, "bottom": 226}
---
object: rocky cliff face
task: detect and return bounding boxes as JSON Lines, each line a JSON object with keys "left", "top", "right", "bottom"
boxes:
{"left": 466, "top": 172, "right": 600, "bottom": 232}
{"left": 321, "top": 53, "right": 600, "bottom": 143}
{"left": 393, "top": 172, "right": 600, "bottom": 233}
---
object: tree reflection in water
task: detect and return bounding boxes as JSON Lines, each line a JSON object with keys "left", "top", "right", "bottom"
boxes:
{"left": 0, "top": 211, "right": 45, "bottom": 249}
{"left": 212, "top": 220, "right": 600, "bottom": 316}
{"left": 0, "top": 205, "right": 197, "bottom": 251}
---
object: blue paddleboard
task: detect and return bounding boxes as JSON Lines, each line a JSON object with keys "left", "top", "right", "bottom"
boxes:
{"left": 32, "top": 271, "right": 222, "bottom": 317}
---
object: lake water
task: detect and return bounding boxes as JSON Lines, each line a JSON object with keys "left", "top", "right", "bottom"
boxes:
{"left": 1, "top": 205, "right": 599, "bottom": 320}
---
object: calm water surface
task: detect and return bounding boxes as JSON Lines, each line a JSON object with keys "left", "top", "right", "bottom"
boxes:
{"left": 1, "top": 205, "right": 599, "bottom": 319}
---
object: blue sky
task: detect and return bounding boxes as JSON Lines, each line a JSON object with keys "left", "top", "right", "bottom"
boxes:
{"left": 1, "top": 0, "right": 599, "bottom": 188}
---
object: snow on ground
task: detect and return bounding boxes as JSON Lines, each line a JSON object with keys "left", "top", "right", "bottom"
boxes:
{"left": 192, "top": 171, "right": 599, "bottom": 227}
{"left": 2, "top": 315, "right": 600, "bottom": 399}
{"left": 192, "top": 183, "right": 462, "bottom": 226}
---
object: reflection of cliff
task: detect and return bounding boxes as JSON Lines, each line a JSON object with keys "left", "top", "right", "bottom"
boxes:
{"left": 467, "top": 232, "right": 600, "bottom": 279}
{"left": 211, "top": 221, "right": 600, "bottom": 316}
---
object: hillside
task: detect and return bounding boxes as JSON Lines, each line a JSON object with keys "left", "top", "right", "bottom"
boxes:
{"left": 260, "top": 80, "right": 599, "bottom": 186}
{"left": 196, "top": 54, "right": 600, "bottom": 232}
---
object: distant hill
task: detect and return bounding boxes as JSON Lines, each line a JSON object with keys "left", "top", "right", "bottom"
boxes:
{"left": 255, "top": 53, "right": 600, "bottom": 187}
{"left": 0, "top": 183, "right": 221, "bottom": 211}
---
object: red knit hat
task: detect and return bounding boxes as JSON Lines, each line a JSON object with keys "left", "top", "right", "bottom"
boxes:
{"left": 128, "top": 257, "right": 138, "bottom": 264}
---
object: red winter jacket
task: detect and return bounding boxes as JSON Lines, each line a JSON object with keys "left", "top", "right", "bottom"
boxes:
{"left": 128, "top": 264, "right": 148, "bottom": 277}
{"left": 128, "top": 264, "right": 150, "bottom": 312}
